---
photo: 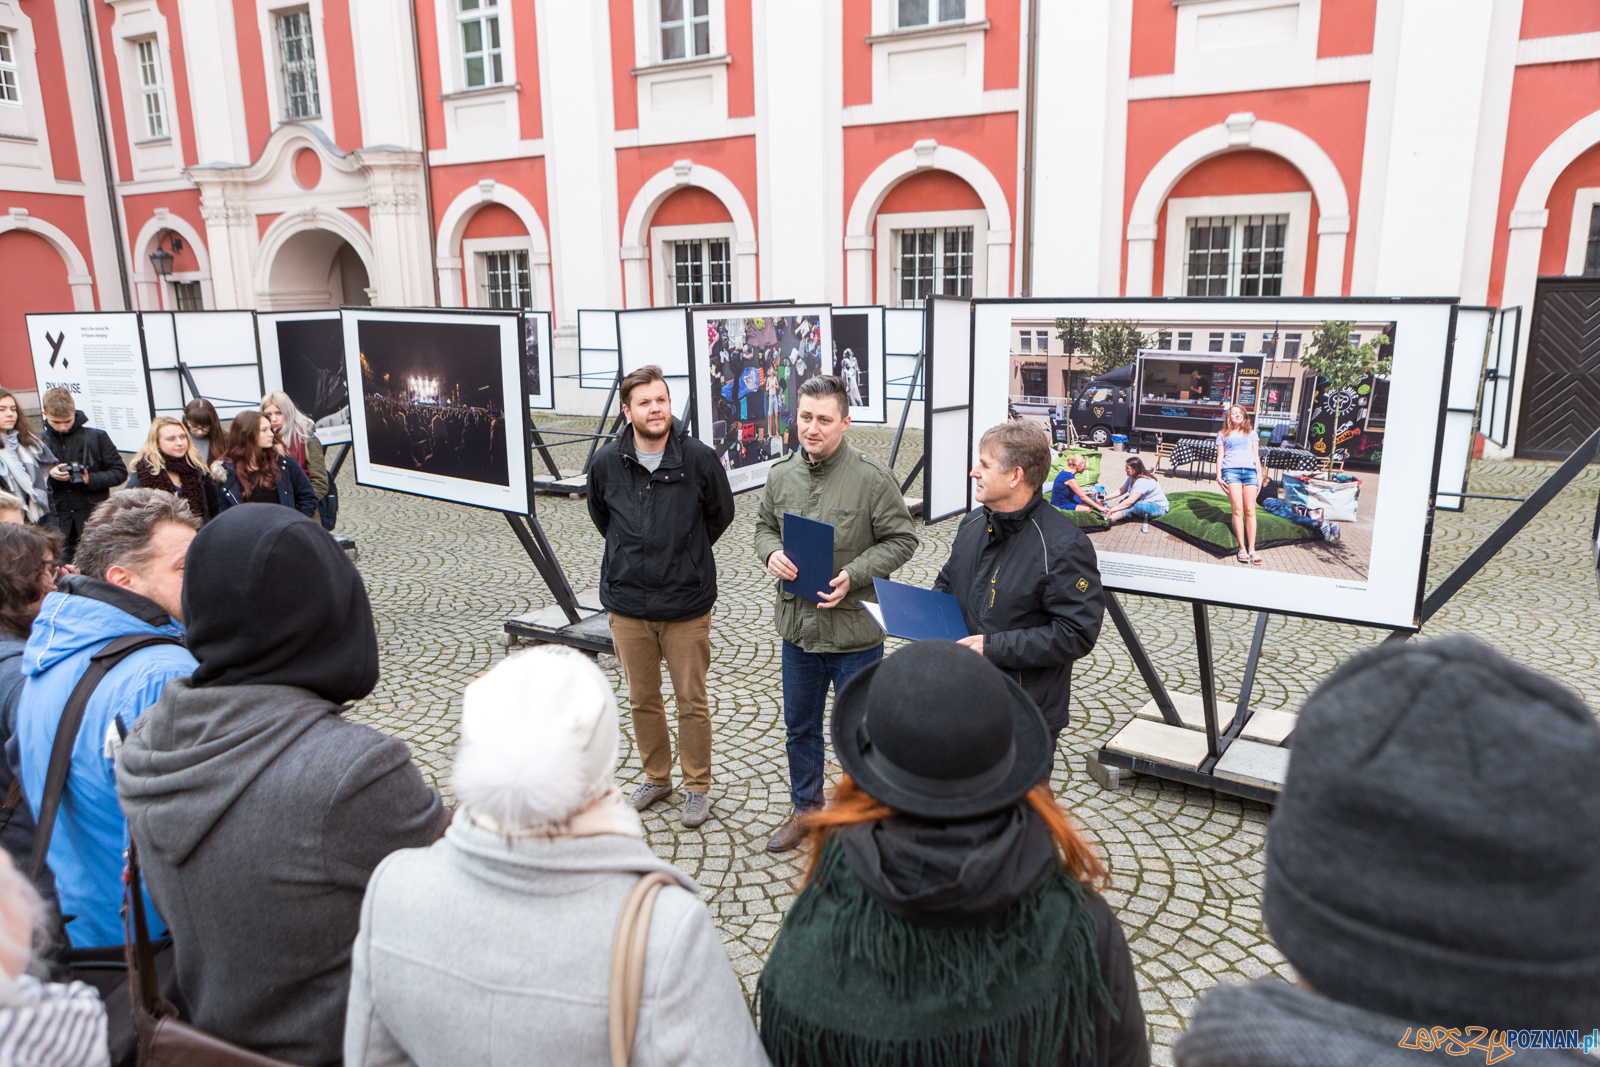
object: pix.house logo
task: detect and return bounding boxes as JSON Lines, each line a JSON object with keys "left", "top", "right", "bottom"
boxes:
{"left": 45, "top": 331, "right": 67, "bottom": 369}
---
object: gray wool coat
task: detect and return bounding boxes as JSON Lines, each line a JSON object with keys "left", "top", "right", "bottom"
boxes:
{"left": 344, "top": 819, "right": 770, "bottom": 1067}
{"left": 117, "top": 680, "right": 445, "bottom": 1066}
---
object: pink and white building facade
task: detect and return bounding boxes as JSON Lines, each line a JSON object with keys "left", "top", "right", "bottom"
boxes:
{"left": 3, "top": 0, "right": 1599, "bottom": 453}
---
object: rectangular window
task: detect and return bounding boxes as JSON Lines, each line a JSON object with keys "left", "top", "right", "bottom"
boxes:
{"left": 458, "top": 0, "right": 502, "bottom": 89}
{"left": 671, "top": 239, "right": 731, "bottom": 305}
{"left": 1263, "top": 378, "right": 1295, "bottom": 414}
{"left": 1282, "top": 332, "right": 1301, "bottom": 360}
{"left": 1019, "top": 365, "right": 1047, "bottom": 399}
{"left": 1229, "top": 332, "right": 1246, "bottom": 353}
{"left": 1018, "top": 332, "right": 1031, "bottom": 352}
{"left": 1035, "top": 330, "right": 1049, "bottom": 354}
{"left": 660, "top": 0, "right": 710, "bottom": 60}
{"left": 895, "top": 226, "right": 973, "bottom": 307}
{"left": 0, "top": 31, "right": 18, "bottom": 104}
{"left": 275, "top": 11, "right": 320, "bottom": 120}
{"left": 1185, "top": 214, "right": 1288, "bottom": 297}
{"left": 897, "top": 0, "right": 965, "bottom": 29}
{"left": 135, "top": 39, "right": 167, "bottom": 139}
{"left": 1157, "top": 331, "right": 1172, "bottom": 350}
{"left": 483, "top": 250, "right": 531, "bottom": 309}
{"left": 1176, "top": 331, "right": 1192, "bottom": 352}
{"left": 1208, "top": 332, "right": 1224, "bottom": 353}
{"left": 1587, "top": 205, "right": 1600, "bottom": 277}
{"left": 172, "top": 281, "right": 203, "bottom": 311}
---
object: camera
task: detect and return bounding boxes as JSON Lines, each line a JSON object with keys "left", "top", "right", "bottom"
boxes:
{"left": 66, "top": 463, "right": 87, "bottom": 486}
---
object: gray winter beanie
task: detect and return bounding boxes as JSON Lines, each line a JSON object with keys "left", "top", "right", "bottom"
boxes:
{"left": 1264, "top": 634, "right": 1600, "bottom": 1028}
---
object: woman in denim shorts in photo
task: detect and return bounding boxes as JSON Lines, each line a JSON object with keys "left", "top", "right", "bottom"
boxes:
{"left": 1216, "top": 404, "right": 1267, "bottom": 564}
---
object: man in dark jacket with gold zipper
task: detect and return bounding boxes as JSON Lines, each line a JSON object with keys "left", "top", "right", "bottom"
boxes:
{"left": 588, "top": 365, "right": 735, "bottom": 830}
{"left": 935, "top": 421, "right": 1104, "bottom": 743}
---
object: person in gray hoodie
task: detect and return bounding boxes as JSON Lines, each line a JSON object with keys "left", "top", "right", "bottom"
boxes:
{"left": 344, "top": 645, "right": 769, "bottom": 1067}
{"left": 1174, "top": 636, "right": 1600, "bottom": 1067}
{"left": 117, "top": 504, "right": 445, "bottom": 1066}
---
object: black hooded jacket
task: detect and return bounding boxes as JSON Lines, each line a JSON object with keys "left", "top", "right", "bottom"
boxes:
{"left": 588, "top": 417, "right": 736, "bottom": 622}
{"left": 116, "top": 505, "right": 443, "bottom": 1065}
{"left": 40, "top": 410, "right": 125, "bottom": 515}
{"left": 933, "top": 496, "right": 1105, "bottom": 733}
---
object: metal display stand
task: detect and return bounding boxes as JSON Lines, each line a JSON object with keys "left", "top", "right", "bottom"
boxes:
{"left": 886, "top": 351, "right": 925, "bottom": 513}
{"left": 499, "top": 509, "right": 614, "bottom": 654}
{"left": 1096, "top": 423, "right": 1600, "bottom": 804}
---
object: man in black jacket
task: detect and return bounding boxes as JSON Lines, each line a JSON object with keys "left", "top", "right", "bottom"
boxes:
{"left": 934, "top": 421, "right": 1104, "bottom": 743}
{"left": 40, "top": 388, "right": 127, "bottom": 561}
{"left": 588, "top": 365, "right": 735, "bottom": 829}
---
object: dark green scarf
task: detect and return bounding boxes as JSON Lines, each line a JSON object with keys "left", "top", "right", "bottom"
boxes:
{"left": 758, "top": 837, "right": 1112, "bottom": 1067}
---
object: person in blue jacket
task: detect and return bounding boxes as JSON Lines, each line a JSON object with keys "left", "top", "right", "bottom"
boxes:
{"left": 1048, "top": 454, "right": 1107, "bottom": 516}
{"left": 214, "top": 411, "right": 317, "bottom": 517}
{"left": 15, "top": 490, "right": 200, "bottom": 948}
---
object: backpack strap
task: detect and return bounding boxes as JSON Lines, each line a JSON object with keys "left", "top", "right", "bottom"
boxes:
{"left": 608, "top": 871, "right": 677, "bottom": 1067}
{"left": 27, "top": 633, "right": 183, "bottom": 883}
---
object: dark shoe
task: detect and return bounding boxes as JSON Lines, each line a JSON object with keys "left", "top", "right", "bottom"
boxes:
{"left": 681, "top": 791, "right": 712, "bottom": 828}
{"left": 766, "top": 812, "right": 809, "bottom": 853}
{"left": 627, "top": 781, "right": 672, "bottom": 811}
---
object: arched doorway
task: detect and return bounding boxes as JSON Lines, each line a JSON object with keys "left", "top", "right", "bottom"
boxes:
{"left": 263, "top": 229, "right": 373, "bottom": 310}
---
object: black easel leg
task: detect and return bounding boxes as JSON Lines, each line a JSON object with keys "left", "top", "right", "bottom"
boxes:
{"left": 888, "top": 352, "right": 925, "bottom": 472}
{"left": 1106, "top": 594, "right": 1184, "bottom": 728}
{"left": 1193, "top": 602, "right": 1220, "bottom": 762}
{"left": 898, "top": 456, "right": 924, "bottom": 496}
{"left": 584, "top": 376, "right": 620, "bottom": 473}
{"left": 527, "top": 416, "right": 561, "bottom": 479}
{"left": 326, "top": 442, "right": 352, "bottom": 481}
{"left": 1422, "top": 423, "right": 1600, "bottom": 621}
{"left": 1226, "top": 612, "right": 1270, "bottom": 737}
{"left": 505, "top": 512, "right": 582, "bottom": 625}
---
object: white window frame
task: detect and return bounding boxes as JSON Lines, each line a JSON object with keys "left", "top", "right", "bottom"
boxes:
{"left": 456, "top": 0, "right": 504, "bottom": 90}
{"left": 875, "top": 209, "right": 987, "bottom": 308}
{"left": 106, "top": 1, "right": 183, "bottom": 177}
{"left": 1162, "top": 193, "right": 1310, "bottom": 298}
{"left": 657, "top": 0, "right": 711, "bottom": 62}
{"left": 635, "top": 0, "right": 725, "bottom": 67}
{"left": 0, "top": 29, "right": 19, "bottom": 105}
{"left": 273, "top": 8, "right": 320, "bottom": 120}
{"left": 1563, "top": 187, "right": 1600, "bottom": 275}
{"left": 256, "top": 0, "right": 333, "bottom": 139}
{"left": 665, "top": 237, "right": 732, "bottom": 305}
{"left": 462, "top": 235, "right": 538, "bottom": 309}
{"left": 480, "top": 248, "right": 532, "bottom": 309}
{"left": 648, "top": 222, "right": 737, "bottom": 307}
{"left": 894, "top": 0, "right": 967, "bottom": 31}
{"left": 133, "top": 38, "right": 168, "bottom": 140}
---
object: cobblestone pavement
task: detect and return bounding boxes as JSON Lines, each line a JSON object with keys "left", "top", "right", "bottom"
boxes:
{"left": 338, "top": 421, "right": 1600, "bottom": 1065}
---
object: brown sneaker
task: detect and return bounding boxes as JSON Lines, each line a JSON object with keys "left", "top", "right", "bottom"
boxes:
{"left": 766, "top": 812, "right": 809, "bottom": 853}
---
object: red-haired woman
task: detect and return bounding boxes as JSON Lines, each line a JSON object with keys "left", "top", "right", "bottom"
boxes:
{"left": 215, "top": 410, "right": 317, "bottom": 517}
{"left": 757, "top": 641, "right": 1147, "bottom": 1067}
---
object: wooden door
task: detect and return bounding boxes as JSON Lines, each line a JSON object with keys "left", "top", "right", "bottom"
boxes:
{"left": 1517, "top": 277, "right": 1600, "bottom": 459}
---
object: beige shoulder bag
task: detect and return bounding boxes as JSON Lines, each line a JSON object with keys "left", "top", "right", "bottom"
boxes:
{"left": 608, "top": 870, "right": 678, "bottom": 1067}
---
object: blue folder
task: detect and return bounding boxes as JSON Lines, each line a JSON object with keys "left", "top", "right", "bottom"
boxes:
{"left": 871, "top": 578, "right": 970, "bottom": 642}
{"left": 782, "top": 513, "right": 835, "bottom": 603}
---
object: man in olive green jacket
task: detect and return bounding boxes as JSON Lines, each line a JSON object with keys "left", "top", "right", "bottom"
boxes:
{"left": 754, "top": 376, "right": 918, "bottom": 852}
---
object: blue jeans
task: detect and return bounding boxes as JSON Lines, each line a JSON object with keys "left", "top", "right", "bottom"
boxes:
{"left": 1221, "top": 467, "right": 1260, "bottom": 486}
{"left": 781, "top": 640, "right": 883, "bottom": 811}
{"left": 1128, "top": 500, "right": 1168, "bottom": 518}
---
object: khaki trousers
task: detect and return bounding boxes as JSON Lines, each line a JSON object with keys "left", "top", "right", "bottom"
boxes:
{"left": 609, "top": 612, "right": 713, "bottom": 793}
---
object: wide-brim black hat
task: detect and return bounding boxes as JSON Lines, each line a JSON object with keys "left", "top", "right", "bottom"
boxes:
{"left": 831, "top": 640, "right": 1052, "bottom": 820}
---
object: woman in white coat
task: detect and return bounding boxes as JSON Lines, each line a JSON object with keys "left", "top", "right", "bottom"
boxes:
{"left": 344, "top": 646, "right": 769, "bottom": 1067}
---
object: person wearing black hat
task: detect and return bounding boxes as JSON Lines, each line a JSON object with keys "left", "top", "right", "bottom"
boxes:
{"left": 757, "top": 640, "right": 1147, "bottom": 1067}
{"left": 1175, "top": 636, "right": 1600, "bottom": 1066}
{"left": 116, "top": 504, "right": 445, "bottom": 1066}
{"left": 934, "top": 420, "right": 1104, "bottom": 741}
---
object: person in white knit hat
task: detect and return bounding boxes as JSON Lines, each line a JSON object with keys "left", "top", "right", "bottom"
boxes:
{"left": 343, "top": 646, "right": 769, "bottom": 1067}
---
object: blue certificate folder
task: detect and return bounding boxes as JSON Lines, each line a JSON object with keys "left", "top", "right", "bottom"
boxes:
{"left": 782, "top": 513, "right": 835, "bottom": 603}
{"left": 871, "top": 578, "right": 969, "bottom": 642}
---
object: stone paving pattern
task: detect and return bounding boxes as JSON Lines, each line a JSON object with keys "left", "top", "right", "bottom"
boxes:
{"left": 337, "top": 420, "right": 1600, "bottom": 1065}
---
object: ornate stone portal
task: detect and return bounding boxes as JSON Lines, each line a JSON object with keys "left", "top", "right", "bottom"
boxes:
{"left": 188, "top": 123, "right": 432, "bottom": 311}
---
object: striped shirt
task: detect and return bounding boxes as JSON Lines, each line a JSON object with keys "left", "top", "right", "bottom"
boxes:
{"left": 0, "top": 975, "right": 108, "bottom": 1067}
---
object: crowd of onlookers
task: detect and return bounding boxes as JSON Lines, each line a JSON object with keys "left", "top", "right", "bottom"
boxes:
{"left": 0, "top": 390, "right": 1590, "bottom": 1066}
